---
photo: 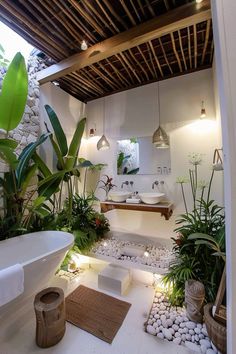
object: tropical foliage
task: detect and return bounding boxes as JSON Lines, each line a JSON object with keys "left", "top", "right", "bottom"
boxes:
{"left": 163, "top": 154, "right": 225, "bottom": 305}
{"left": 0, "top": 52, "right": 109, "bottom": 254}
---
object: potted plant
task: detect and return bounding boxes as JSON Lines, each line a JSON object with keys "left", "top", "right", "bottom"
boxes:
{"left": 163, "top": 153, "right": 225, "bottom": 306}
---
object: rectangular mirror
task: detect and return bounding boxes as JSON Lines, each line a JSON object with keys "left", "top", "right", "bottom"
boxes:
{"left": 117, "top": 137, "right": 171, "bottom": 175}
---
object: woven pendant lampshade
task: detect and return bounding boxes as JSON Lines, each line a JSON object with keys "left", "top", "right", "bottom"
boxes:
{"left": 97, "top": 134, "right": 110, "bottom": 150}
{"left": 152, "top": 82, "right": 170, "bottom": 149}
{"left": 97, "top": 97, "right": 110, "bottom": 151}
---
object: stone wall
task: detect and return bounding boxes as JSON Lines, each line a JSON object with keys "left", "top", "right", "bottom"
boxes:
{"left": 0, "top": 55, "right": 47, "bottom": 155}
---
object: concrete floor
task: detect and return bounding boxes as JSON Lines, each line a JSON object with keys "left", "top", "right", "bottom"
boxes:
{"left": 0, "top": 268, "right": 194, "bottom": 354}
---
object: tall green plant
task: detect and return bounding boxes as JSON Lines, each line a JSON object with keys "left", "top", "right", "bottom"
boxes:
{"left": 163, "top": 153, "right": 225, "bottom": 305}
{"left": 43, "top": 105, "right": 91, "bottom": 219}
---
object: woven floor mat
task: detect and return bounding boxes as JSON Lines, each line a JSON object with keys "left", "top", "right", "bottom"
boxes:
{"left": 66, "top": 285, "right": 131, "bottom": 343}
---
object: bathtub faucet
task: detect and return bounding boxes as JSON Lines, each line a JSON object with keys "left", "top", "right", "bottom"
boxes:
{"left": 152, "top": 181, "right": 159, "bottom": 189}
{"left": 121, "top": 181, "right": 129, "bottom": 188}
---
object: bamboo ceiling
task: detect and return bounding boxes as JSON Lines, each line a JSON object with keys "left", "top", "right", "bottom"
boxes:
{"left": 0, "top": 0, "right": 214, "bottom": 102}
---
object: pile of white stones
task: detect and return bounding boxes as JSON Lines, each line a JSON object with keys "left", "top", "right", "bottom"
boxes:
{"left": 91, "top": 238, "right": 174, "bottom": 269}
{"left": 146, "top": 290, "right": 220, "bottom": 354}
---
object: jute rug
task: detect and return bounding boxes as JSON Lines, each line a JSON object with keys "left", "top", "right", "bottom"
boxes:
{"left": 65, "top": 285, "right": 131, "bottom": 343}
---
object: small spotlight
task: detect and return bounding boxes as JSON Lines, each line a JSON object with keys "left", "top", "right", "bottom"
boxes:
{"left": 103, "top": 241, "right": 108, "bottom": 247}
{"left": 196, "top": 0, "right": 203, "bottom": 3}
{"left": 200, "top": 100, "right": 206, "bottom": 119}
{"left": 81, "top": 40, "right": 88, "bottom": 51}
{"left": 144, "top": 251, "right": 149, "bottom": 257}
{"left": 52, "top": 81, "right": 60, "bottom": 86}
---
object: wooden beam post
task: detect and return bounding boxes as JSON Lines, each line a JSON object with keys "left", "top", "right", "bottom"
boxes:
{"left": 37, "top": 0, "right": 211, "bottom": 84}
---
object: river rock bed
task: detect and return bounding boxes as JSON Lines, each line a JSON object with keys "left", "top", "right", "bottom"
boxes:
{"left": 91, "top": 238, "right": 174, "bottom": 269}
{"left": 145, "top": 290, "right": 221, "bottom": 354}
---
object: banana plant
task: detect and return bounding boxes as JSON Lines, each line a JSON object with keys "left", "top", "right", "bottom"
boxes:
{"left": 43, "top": 104, "right": 89, "bottom": 218}
{"left": 0, "top": 52, "right": 28, "bottom": 168}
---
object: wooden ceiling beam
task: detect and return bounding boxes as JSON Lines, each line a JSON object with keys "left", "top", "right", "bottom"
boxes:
{"left": 37, "top": 0, "right": 211, "bottom": 84}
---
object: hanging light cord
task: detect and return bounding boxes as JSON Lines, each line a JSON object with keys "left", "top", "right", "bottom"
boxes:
{"left": 103, "top": 98, "right": 105, "bottom": 135}
{"left": 157, "top": 81, "right": 161, "bottom": 126}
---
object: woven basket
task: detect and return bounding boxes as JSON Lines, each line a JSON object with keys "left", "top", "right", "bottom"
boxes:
{"left": 204, "top": 303, "right": 226, "bottom": 354}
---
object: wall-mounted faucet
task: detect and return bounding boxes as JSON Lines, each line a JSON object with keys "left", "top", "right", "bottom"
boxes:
{"left": 152, "top": 181, "right": 159, "bottom": 189}
{"left": 121, "top": 181, "right": 129, "bottom": 189}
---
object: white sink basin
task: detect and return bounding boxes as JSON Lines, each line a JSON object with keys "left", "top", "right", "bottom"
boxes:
{"left": 109, "top": 191, "right": 131, "bottom": 202}
{"left": 139, "top": 192, "right": 165, "bottom": 204}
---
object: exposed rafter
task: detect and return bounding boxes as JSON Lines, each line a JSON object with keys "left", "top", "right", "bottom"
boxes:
{"left": 37, "top": 0, "right": 211, "bottom": 84}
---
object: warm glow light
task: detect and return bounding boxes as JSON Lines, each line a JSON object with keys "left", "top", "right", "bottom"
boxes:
{"left": 71, "top": 254, "right": 81, "bottom": 268}
{"left": 188, "top": 119, "right": 217, "bottom": 134}
{"left": 103, "top": 241, "right": 108, "bottom": 247}
{"left": 144, "top": 251, "right": 149, "bottom": 257}
{"left": 81, "top": 40, "right": 88, "bottom": 50}
{"left": 196, "top": 0, "right": 203, "bottom": 3}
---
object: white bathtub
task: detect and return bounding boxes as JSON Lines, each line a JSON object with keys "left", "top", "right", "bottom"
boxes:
{"left": 0, "top": 231, "right": 74, "bottom": 318}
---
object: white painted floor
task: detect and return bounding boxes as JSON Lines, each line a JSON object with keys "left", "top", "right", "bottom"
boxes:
{"left": 0, "top": 268, "right": 194, "bottom": 354}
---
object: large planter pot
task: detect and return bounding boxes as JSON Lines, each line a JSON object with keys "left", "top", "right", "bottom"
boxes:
{"left": 204, "top": 303, "right": 226, "bottom": 354}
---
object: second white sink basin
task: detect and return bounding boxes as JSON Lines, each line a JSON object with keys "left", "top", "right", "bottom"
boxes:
{"left": 109, "top": 191, "right": 131, "bottom": 202}
{"left": 139, "top": 192, "right": 165, "bottom": 204}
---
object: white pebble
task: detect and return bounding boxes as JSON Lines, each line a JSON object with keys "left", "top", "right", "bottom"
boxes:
{"left": 183, "top": 327, "right": 189, "bottom": 334}
{"left": 199, "top": 333, "right": 204, "bottom": 340}
{"left": 157, "top": 332, "right": 164, "bottom": 339}
{"left": 175, "top": 332, "right": 181, "bottom": 338}
{"left": 202, "top": 328, "right": 208, "bottom": 336}
{"left": 160, "top": 315, "right": 166, "bottom": 322}
{"left": 206, "top": 350, "right": 216, "bottom": 354}
{"left": 178, "top": 328, "right": 184, "bottom": 334}
{"left": 185, "top": 321, "right": 196, "bottom": 330}
{"left": 195, "top": 334, "right": 200, "bottom": 342}
{"left": 186, "top": 334, "right": 191, "bottom": 341}
{"left": 185, "top": 341, "right": 201, "bottom": 352}
{"left": 172, "top": 324, "right": 179, "bottom": 331}
{"left": 162, "top": 328, "right": 173, "bottom": 340}
{"left": 166, "top": 319, "right": 173, "bottom": 327}
{"left": 181, "top": 334, "right": 186, "bottom": 342}
{"left": 173, "top": 337, "right": 182, "bottom": 345}
{"left": 200, "top": 339, "right": 211, "bottom": 349}
{"left": 154, "top": 314, "right": 160, "bottom": 319}
{"left": 192, "top": 335, "right": 195, "bottom": 342}
{"left": 189, "top": 329, "right": 195, "bottom": 335}
{"left": 195, "top": 327, "right": 201, "bottom": 334}
{"left": 201, "top": 345, "right": 207, "bottom": 354}
{"left": 169, "top": 328, "right": 175, "bottom": 335}
{"left": 146, "top": 325, "right": 156, "bottom": 335}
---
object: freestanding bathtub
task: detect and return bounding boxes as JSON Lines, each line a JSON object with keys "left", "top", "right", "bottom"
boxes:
{"left": 0, "top": 231, "right": 74, "bottom": 318}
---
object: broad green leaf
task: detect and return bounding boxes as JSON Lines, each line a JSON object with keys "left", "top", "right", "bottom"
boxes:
{"left": 44, "top": 105, "right": 68, "bottom": 156}
{"left": 19, "top": 164, "right": 38, "bottom": 197}
{"left": 48, "top": 133, "right": 65, "bottom": 170}
{"left": 16, "top": 133, "right": 50, "bottom": 188}
{"left": 0, "top": 52, "right": 28, "bottom": 132}
{"left": 0, "top": 138, "right": 18, "bottom": 149}
{"left": 32, "top": 196, "right": 46, "bottom": 208}
{"left": 38, "top": 175, "right": 62, "bottom": 199}
{"left": 188, "top": 233, "right": 218, "bottom": 246}
{"left": 32, "top": 152, "right": 52, "bottom": 177}
{"left": 65, "top": 117, "right": 86, "bottom": 170}
{"left": 0, "top": 146, "right": 18, "bottom": 168}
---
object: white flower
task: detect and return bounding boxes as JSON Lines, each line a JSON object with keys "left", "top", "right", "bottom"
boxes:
{"left": 176, "top": 176, "right": 189, "bottom": 184}
{"left": 188, "top": 153, "right": 204, "bottom": 166}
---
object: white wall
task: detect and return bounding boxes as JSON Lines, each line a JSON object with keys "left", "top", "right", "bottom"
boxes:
{"left": 212, "top": 1, "right": 236, "bottom": 353}
{"left": 86, "top": 69, "right": 223, "bottom": 217}
{"left": 39, "top": 82, "right": 87, "bottom": 171}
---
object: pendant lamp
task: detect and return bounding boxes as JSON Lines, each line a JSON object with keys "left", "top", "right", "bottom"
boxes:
{"left": 200, "top": 100, "right": 206, "bottom": 118}
{"left": 152, "top": 82, "right": 169, "bottom": 149}
{"left": 97, "top": 97, "right": 110, "bottom": 150}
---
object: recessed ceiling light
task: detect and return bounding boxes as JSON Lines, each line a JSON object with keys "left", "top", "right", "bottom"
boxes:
{"left": 196, "top": 0, "right": 203, "bottom": 3}
{"left": 81, "top": 40, "right": 88, "bottom": 51}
